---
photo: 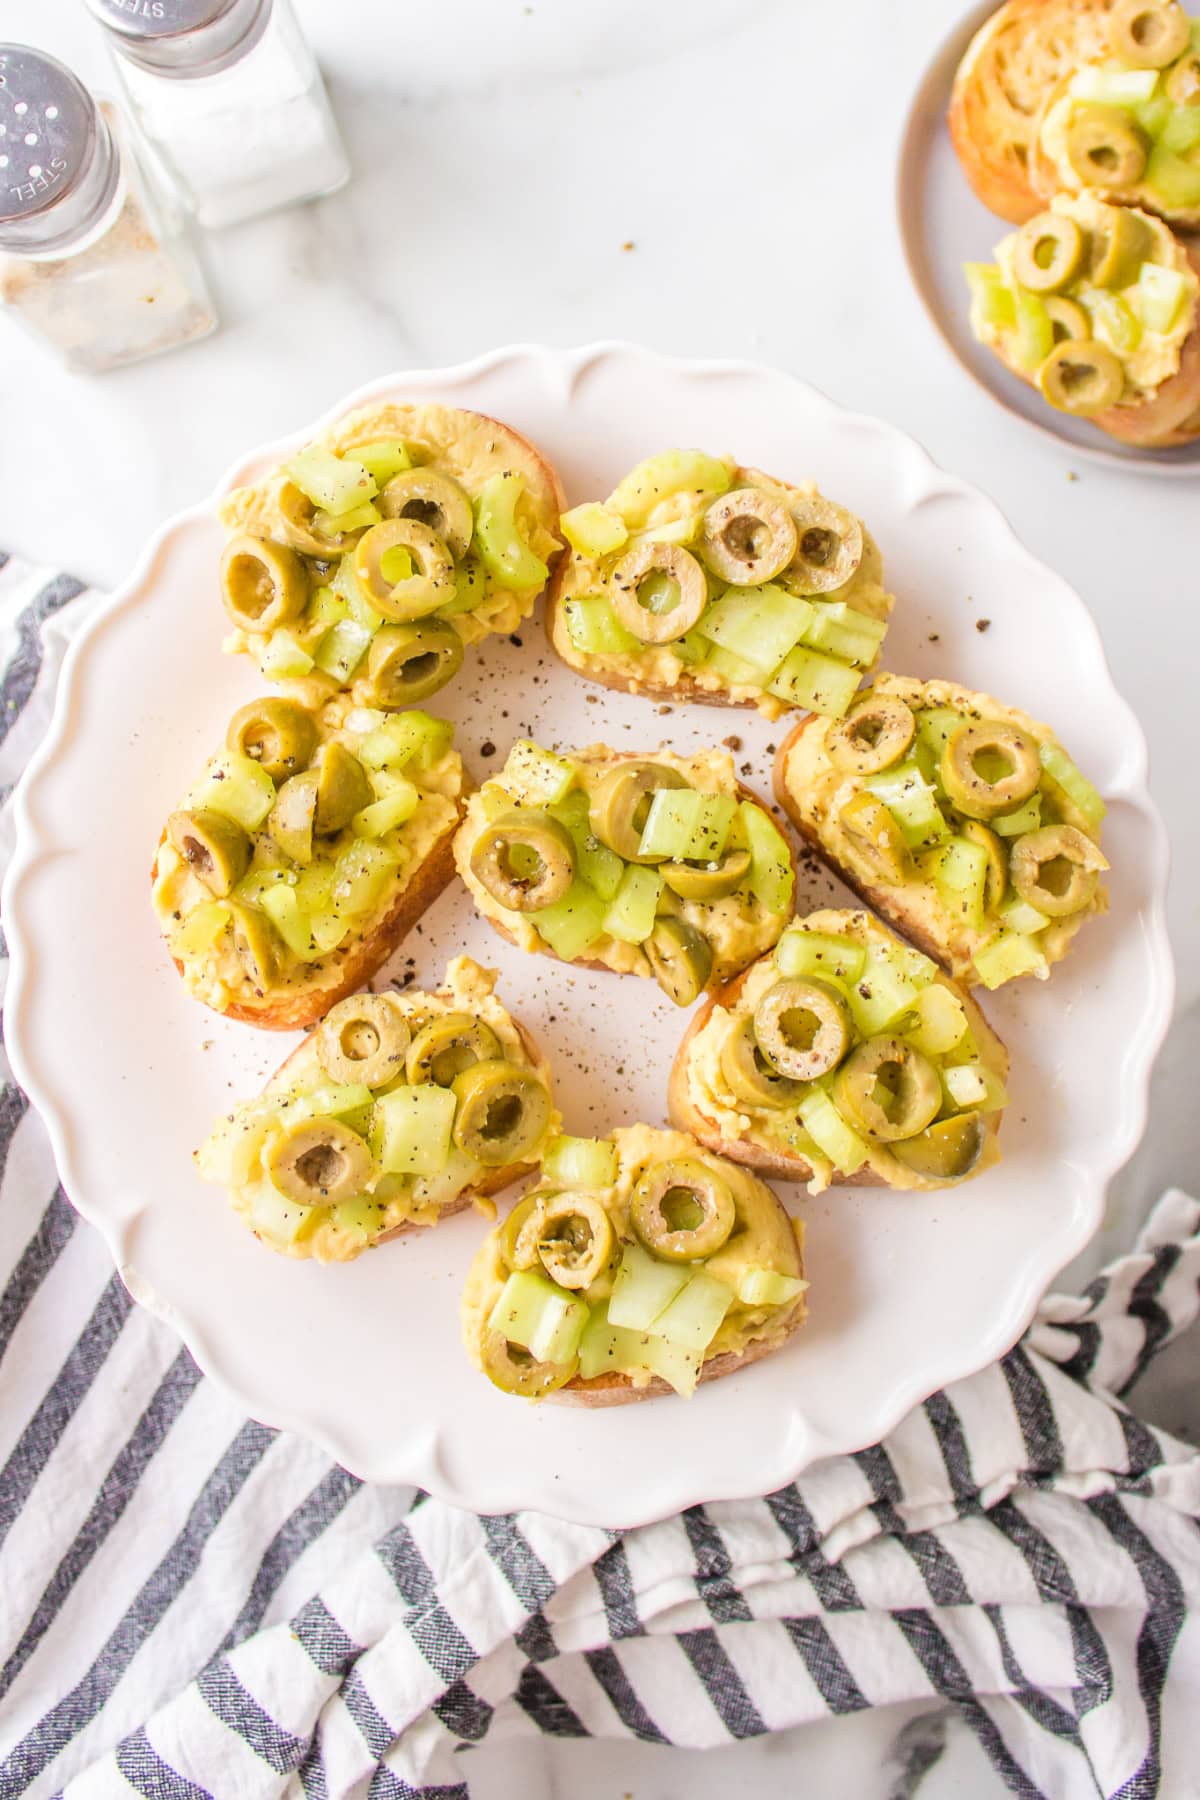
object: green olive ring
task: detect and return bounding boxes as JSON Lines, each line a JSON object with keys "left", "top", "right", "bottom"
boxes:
{"left": 1089, "top": 207, "right": 1154, "bottom": 289}
{"left": 783, "top": 497, "right": 864, "bottom": 595}
{"left": 753, "top": 978, "right": 851, "bottom": 1083}
{"left": 499, "top": 1193, "right": 544, "bottom": 1271}
{"left": 220, "top": 534, "right": 307, "bottom": 633}
{"left": 1109, "top": 0, "right": 1191, "bottom": 68}
{"left": 1166, "top": 49, "right": 1200, "bottom": 104}
{"left": 266, "top": 1117, "right": 375, "bottom": 1206}
{"left": 368, "top": 620, "right": 464, "bottom": 707}
{"left": 380, "top": 468, "right": 474, "bottom": 559}
{"left": 317, "top": 992, "right": 412, "bottom": 1087}
{"left": 1009, "top": 823, "right": 1107, "bottom": 918}
{"left": 451, "top": 1060, "right": 553, "bottom": 1166}
{"left": 826, "top": 696, "right": 915, "bottom": 776}
{"left": 167, "top": 808, "right": 250, "bottom": 898}
{"left": 719, "top": 1014, "right": 804, "bottom": 1110}
{"left": 1037, "top": 340, "right": 1125, "bottom": 416}
{"left": 1065, "top": 106, "right": 1149, "bottom": 191}
{"left": 630, "top": 1158, "right": 736, "bottom": 1262}
{"left": 353, "top": 518, "right": 455, "bottom": 621}
{"left": 837, "top": 790, "right": 909, "bottom": 884}
{"left": 608, "top": 541, "right": 708, "bottom": 644}
{"left": 1044, "top": 296, "right": 1092, "bottom": 344}
{"left": 534, "top": 1192, "right": 615, "bottom": 1289}
{"left": 645, "top": 916, "right": 714, "bottom": 1006}
{"left": 481, "top": 1328, "right": 575, "bottom": 1396}
{"left": 832, "top": 1036, "right": 942, "bottom": 1144}
{"left": 277, "top": 481, "right": 354, "bottom": 558}
{"left": 470, "top": 810, "right": 576, "bottom": 912}
{"left": 890, "top": 1114, "right": 988, "bottom": 1183}
{"left": 941, "top": 720, "right": 1042, "bottom": 821}
{"left": 961, "top": 819, "right": 1008, "bottom": 912}
{"left": 313, "top": 741, "right": 372, "bottom": 836}
{"left": 406, "top": 1013, "right": 503, "bottom": 1088}
{"left": 660, "top": 845, "right": 752, "bottom": 901}
{"left": 1012, "top": 212, "right": 1085, "bottom": 294}
{"left": 228, "top": 901, "right": 278, "bottom": 987}
{"left": 699, "top": 486, "right": 799, "bottom": 586}
{"left": 588, "top": 761, "right": 689, "bottom": 862}
{"left": 226, "top": 697, "right": 318, "bottom": 783}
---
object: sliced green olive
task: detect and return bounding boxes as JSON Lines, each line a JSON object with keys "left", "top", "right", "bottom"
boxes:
{"left": 753, "top": 978, "right": 850, "bottom": 1082}
{"left": 353, "top": 518, "right": 455, "bottom": 621}
{"left": 890, "top": 1113, "right": 988, "bottom": 1182}
{"left": 941, "top": 721, "right": 1041, "bottom": 821}
{"left": 645, "top": 916, "right": 713, "bottom": 1006}
{"left": 826, "top": 696, "right": 915, "bottom": 776}
{"left": 220, "top": 534, "right": 307, "bottom": 633}
{"left": 379, "top": 468, "right": 474, "bottom": 559}
{"left": 1037, "top": 340, "right": 1125, "bottom": 415}
{"left": 699, "top": 486, "right": 798, "bottom": 586}
{"left": 226, "top": 698, "right": 318, "bottom": 783}
{"left": 499, "top": 1193, "right": 544, "bottom": 1271}
{"left": 266, "top": 1116, "right": 375, "bottom": 1206}
{"left": 1009, "top": 823, "right": 1107, "bottom": 917}
{"left": 167, "top": 808, "right": 250, "bottom": 897}
{"left": 368, "top": 619, "right": 463, "bottom": 707}
{"left": 317, "top": 992, "right": 412, "bottom": 1088}
{"left": 406, "top": 1014, "right": 502, "bottom": 1088}
{"left": 266, "top": 769, "right": 319, "bottom": 866}
{"left": 1011, "top": 212, "right": 1085, "bottom": 293}
{"left": 277, "top": 482, "right": 354, "bottom": 558}
{"left": 719, "top": 1015, "right": 804, "bottom": 1109}
{"left": 451, "top": 1059, "right": 552, "bottom": 1166}
{"left": 1065, "top": 106, "right": 1149, "bottom": 191}
{"left": 535, "top": 1192, "right": 614, "bottom": 1289}
{"left": 660, "top": 845, "right": 751, "bottom": 901}
{"left": 832, "top": 1036, "right": 942, "bottom": 1143}
{"left": 838, "top": 791, "right": 909, "bottom": 884}
{"left": 1108, "top": 0, "right": 1191, "bottom": 68}
{"left": 608, "top": 542, "right": 708, "bottom": 644}
{"left": 961, "top": 819, "right": 1008, "bottom": 912}
{"left": 314, "top": 742, "right": 372, "bottom": 836}
{"left": 588, "top": 762, "right": 688, "bottom": 862}
{"left": 631, "top": 1157, "right": 736, "bottom": 1262}
{"left": 480, "top": 1328, "right": 575, "bottom": 1397}
{"left": 1089, "top": 206, "right": 1155, "bottom": 288}
{"left": 228, "top": 900, "right": 279, "bottom": 987}
{"left": 1044, "top": 296, "right": 1092, "bottom": 344}
{"left": 1166, "top": 49, "right": 1200, "bottom": 104}
{"left": 469, "top": 809, "right": 576, "bottom": 911}
{"left": 782, "top": 497, "right": 864, "bottom": 595}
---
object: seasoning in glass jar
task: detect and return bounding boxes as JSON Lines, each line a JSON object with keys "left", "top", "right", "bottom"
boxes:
{"left": 0, "top": 44, "right": 217, "bottom": 374}
{"left": 84, "top": 0, "right": 350, "bottom": 230}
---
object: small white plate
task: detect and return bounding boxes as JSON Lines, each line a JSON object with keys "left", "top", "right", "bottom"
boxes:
{"left": 898, "top": 0, "right": 1200, "bottom": 476}
{"left": 3, "top": 344, "right": 1173, "bottom": 1528}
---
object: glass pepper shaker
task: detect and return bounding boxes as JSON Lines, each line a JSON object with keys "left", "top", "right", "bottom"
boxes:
{"left": 83, "top": 0, "right": 350, "bottom": 230}
{"left": 0, "top": 44, "right": 217, "bottom": 374}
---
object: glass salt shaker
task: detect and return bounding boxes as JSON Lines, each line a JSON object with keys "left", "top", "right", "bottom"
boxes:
{"left": 0, "top": 44, "right": 217, "bottom": 374}
{"left": 83, "top": 0, "right": 350, "bottom": 231}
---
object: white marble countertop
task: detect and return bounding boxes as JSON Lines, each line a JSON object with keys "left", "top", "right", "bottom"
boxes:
{"left": 1, "top": 0, "right": 1195, "bottom": 1792}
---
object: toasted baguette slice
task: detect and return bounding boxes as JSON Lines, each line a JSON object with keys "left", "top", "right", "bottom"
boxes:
{"left": 669, "top": 909, "right": 1008, "bottom": 1194}
{"left": 152, "top": 699, "right": 467, "bottom": 1030}
{"left": 773, "top": 675, "right": 1108, "bottom": 989}
{"left": 462, "top": 1123, "right": 808, "bottom": 1404}
{"left": 948, "top": 0, "right": 1119, "bottom": 223}
{"left": 196, "top": 960, "right": 556, "bottom": 1262}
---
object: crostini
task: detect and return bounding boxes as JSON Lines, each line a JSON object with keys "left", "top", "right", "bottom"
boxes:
{"left": 774, "top": 676, "right": 1108, "bottom": 989}
{"left": 462, "top": 1124, "right": 807, "bottom": 1402}
{"left": 196, "top": 960, "right": 557, "bottom": 1261}
{"left": 453, "top": 738, "right": 797, "bottom": 1002}
{"left": 546, "top": 450, "right": 892, "bottom": 721}
{"left": 219, "top": 402, "right": 564, "bottom": 707}
{"left": 670, "top": 910, "right": 1008, "bottom": 1193}
{"left": 152, "top": 701, "right": 466, "bottom": 1029}
{"left": 966, "top": 195, "right": 1200, "bottom": 445}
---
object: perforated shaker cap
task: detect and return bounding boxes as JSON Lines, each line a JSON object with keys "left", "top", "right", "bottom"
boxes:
{"left": 0, "top": 46, "right": 118, "bottom": 254}
{"left": 83, "top": 0, "right": 271, "bottom": 76}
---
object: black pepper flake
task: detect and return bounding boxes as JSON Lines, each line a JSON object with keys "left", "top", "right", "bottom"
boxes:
{"left": 481, "top": 742, "right": 496, "bottom": 758}
{"left": 975, "top": 618, "right": 991, "bottom": 633}
{"left": 509, "top": 634, "right": 523, "bottom": 647}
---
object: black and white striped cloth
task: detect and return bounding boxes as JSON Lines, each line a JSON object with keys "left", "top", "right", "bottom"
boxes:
{"left": 1, "top": 553, "right": 1198, "bottom": 1800}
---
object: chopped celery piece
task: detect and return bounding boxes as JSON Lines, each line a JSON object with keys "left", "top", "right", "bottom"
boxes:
{"left": 904, "top": 982, "right": 968, "bottom": 1057}
{"left": 741, "top": 802, "right": 794, "bottom": 915}
{"left": 767, "top": 644, "right": 861, "bottom": 717}
{"left": 965, "top": 262, "right": 1017, "bottom": 333}
{"left": 577, "top": 1303, "right": 650, "bottom": 1381}
{"left": 1130, "top": 262, "right": 1189, "bottom": 334}
{"left": 931, "top": 836, "right": 989, "bottom": 930}
{"left": 501, "top": 740, "right": 576, "bottom": 806}
{"left": 810, "top": 600, "right": 888, "bottom": 645}
{"left": 171, "top": 899, "right": 230, "bottom": 959}
{"left": 1134, "top": 95, "right": 1172, "bottom": 139}
{"left": 436, "top": 555, "right": 488, "bottom": 618}
{"left": 410, "top": 1143, "right": 476, "bottom": 1213}
{"left": 993, "top": 792, "right": 1042, "bottom": 838}
{"left": 541, "top": 1134, "right": 618, "bottom": 1188}
{"left": 283, "top": 445, "right": 376, "bottom": 514}
{"left": 915, "top": 707, "right": 962, "bottom": 765}
{"left": 774, "top": 927, "right": 865, "bottom": 986}
{"left": 707, "top": 643, "right": 765, "bottom": 688}
{"left": 973, "top": 930, "right": 1047, "bottom": 989}
{"left": 488, "top": 1269, "right": 589, "bottom": 1365}
{"left": 604, "top": 864, "right": 664, "bottom": 945}
{"left": 330, "top": 555, "right": 386, "bottom": 629}
{"left": 247, "top": 1181, "right": 320, "bottom": 1248}
{"left": 474, "top": 473, "right": 548, "bottom": 589}
{"left": 865, "top": 762, "right": 949, "bottom": 850}
{"left": 564, "top": 596, "right": 641, "bottom": 657}
{"left": 308, "top": 911, "right": 351, "bottom": 955}
{"left": 532, "top": 880, "right": 608, "bottom": 960}
{"left": 550, "top": 791, "right": 624, "bottom": 901}
{"left": 608, "top": 1242, "right": 691, "bottom": 1331}
{"left": 651, "top": 1271, "right": 733, "bottom": 1353}
{"left": 259, "top": 883, "right": 312, "bottom": 958}
{"left": 673, "top": 629, "right": 711, "bottom": 666}
{"left": 329, "top": 1194, "right": 386, "bottom": 1246}
{"left": 282, "top": 1081, "right": 374, "bottom": 1126}
{"left": 353, "top": 780, "right": 420, "bottom": 839}
{"left": 999, "top": 893, "right": 1050, "bottom": 935}
{"left": 348, "top": 438, "right": 413, "bottom": 483}
{"left": 1038, "top": 743, "right": 1105, "bottom": 831}
{"left": 1162, "top": 107, "right": 1200, "bottom": 155}
{"left": 313, "top": 499, "right": 381, "bottom": 536}
{"left": 234, "top": 867, "right": 295, "bottom": 911}
{"left": 637, "top": 789, "right": 735, "bottom": 862}
{"left": 373, "top": 1083, "right": 456, "bottom": 1176}
{"left": 1013, "top": 290, "right": 1054, "bottom": 375}
{"left": 315, "top": 618, "right": 374, "bottom": 682}
{"left": 560, "top": 501, "right": 629, "bottom": 557}
{"left": 1070, "top": 66, "right": 1159, "bottom": 105}
{"left": 1089, "top": 292, "right": 1143, "bottom": 355}
{"left": 1146, "top": 142, "right": 1200, "bottom": 210}
{"left": 943, "top": 1062, "right": 1008, "bottom": 1112}
{"left": 736, "top": 1266, "right": 808, "bottom": 1308}
{"left": 259, "top": 630, "right": 314, "bottom": 679}
{"left": 308, "top": 585, "right": 351, "bottom": 631}
{"left": 637, "top": 1333, "right": 704, "bottom": 1398}
{"left": 358, "top": 710, "right": 453, "bottom": 770}
{"left": 189, "top": 751, "right": 276, "bottom": 831}
{"left": 196, "top": 1100, "right": 274, "bottom": 1188}
{"left": 332, "top": 839, "right": 401, "bottom": 919}
{"left": 697, "top": 584, "right": 813, "bottom": 675}
{"left": 847, "top": 947, "right": 929, "bottom": 1036}
{"left": 293, "top": 863, "right": 336, "bottom": 912}
{"left": 608, "top": 450, "right": 732, "bottom": 529}
{"left": 799, "top": 602, "right": 888, "bottom": 666}
{"left": 636, "top": 514, "right": 702, "bottom": 546}
{"left": 797, "top": 1088, "right": 868, "bottom": 1175}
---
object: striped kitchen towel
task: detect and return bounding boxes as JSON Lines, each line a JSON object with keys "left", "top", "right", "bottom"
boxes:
{"left": 0, "top": 553, "right": 1198, "bottom": 1800}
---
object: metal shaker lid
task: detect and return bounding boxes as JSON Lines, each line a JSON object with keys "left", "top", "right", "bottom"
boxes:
{"left": 0, "top": 46, "right": 117, "bottom": 252}
{"left": 82, "top": 0, "right": 271, "bottom": 76}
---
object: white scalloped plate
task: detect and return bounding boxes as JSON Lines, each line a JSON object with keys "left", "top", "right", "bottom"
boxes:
{"left": 3, "top": 344, "right": 1172, "bottom": 1528}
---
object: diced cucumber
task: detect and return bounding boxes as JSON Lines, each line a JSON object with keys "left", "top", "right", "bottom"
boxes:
{"left": 541, "top": 1134, "right": 619, "bottom": 1189}
{"left": 195, "top": 1100, "right": 274, "bottom": 1188}
{"left": 563, "top": 596, "right": 641, "bottom": 657}
{"left": 799, "top": 602, "right": 889, "bottom": 667}
{"left": 797, "top": 1088, "right": 868, "bottom": 1174}
{"left": 1070, "top": 66, "right": 1160, "bottom": 106}
{"left": 348, "top": 438, "right": 413, "bottom": 484}
{"left": 766, "top": 644, "right": 861, "bottom": 717}
{"left": 353, "top": 780, "right": 420, "bottom": 840}
{"left": 603, "top": 864, "right": 664, "bottom": 945}
{"left": 259, "top": 883, "right": 312, "bottom": 958}
{"left": 774, "top": 927, "right": 865, "bottom": 986}
{"left": 329, "top": 1194, "right": 387, "bottom": 1247}
{"left": 607, "top": 450, "right": 732, "bottom": 528}
{"left": 1162, "top": 106, "right": 1200, "bottom": 155}
{"left": 846, "top": 946, "right": 931, "bottom": 1036}
{"left": 281, "top": 1082, "right": 375, "bottom": 1125}
{"left": 651, "top": 1271, "right": 733, "bottom": 1353}
{"left": 1037, "top": 742, "right": 1105, "bottom": 831}
{"left": 501, "top": 740, "right": 577, "bottom": 806}
{"left": 1129, "top": 261, "right": 1190, "bottom": 334}
{"left": 560, "top": 501, "right": 629, "bottom": 558}
{"left": 904, "top": 982, "right": 968, "bottom": 1057}
{"left": 1146, "top": 142, "right": 1200, "bottom": 210}
{"left": 283, "top": 444, "right": 377, "bottom": 514}
{"left": 736, "top": 1266, "right": 808, "bottom": 1308}
{"left": 358, "top": 710, "right": 453, "bottom": 771}
{"left": 577, "top": 1302, "right": 649, "bottom": 1381}
{"left": 608, "top": 1242, "right": 691, "bottom": 1331}
{"left": 998, "top": 893, "right": 1050, "bottom": 935}
{"left": 965, "top": 262, "right": 1017, "bottom": 334}
{"left": 697, "top": 584, "right": 813, "bottom": 675}
{"left": 259, "top": 630, "right": 314, "bottom": 679}
{"left": 188, "top": 751, "right": 277, "bottom": 831}
{"left": 247, "top": 1180, "right": 320, "bottom": 1248}
{"left": 931, "top": 835, "right": 989, "bottom": 930}
{"left": 1013, "top": 291, "right": 1054, "bottom": 374}
{"left": 488, "top": 1269, "right": 589, "bottom": 1365}
{"left": 637, "top": 789, "right": 735, "bottom": 863}
{"left": 531, "top": 880, "right": 608, "bottom": 960}
{"left": 865, "top": 761, "right": 949, "bottom": 850}
{"left": 171, "top": 899, "right": 230, "bottom": 959}
{"left": 330, "top": 555, "right": 386, "bottom": 630}
{"left": 315, "top": 618, "right": 374, "bottom": 682}
{"left": 740, "top": 801, "right": 794, "bottom": 915}
{"left": 707, "top": 643, "right": 765, "bottom": 688}
{"left": 943, "top": 1061, "right": 1008, "bottom": 1112}
{"left": 373, "top": 1083, "right": 456, "bottom": 1176}
{"left": 992, "top": 792, "right": 1041, "bottom": 838}
{"left": 973, "top": 930, "right": 1047, "bottom": 989}
{"left": 1088, "top": 291, "right": 1143, "bottom": 356}
{"left": 332, "top": 839, "right": 401, "bottom": 919}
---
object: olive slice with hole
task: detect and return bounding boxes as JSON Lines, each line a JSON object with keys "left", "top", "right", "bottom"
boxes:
{"left": 228, "top": 900, "right": 279, "bottom": 987}
{"left": 782, "top": 497, "right": 864, "bottom": 594}
{"left": 353, "top": 518, "right": 455, "bottom": 621}
{"left": 832, "top": 1036, "right": 942, "bottom": 1143}
{"left": 838, "top": 791, "right": 909, "bottom": 884}
{"left": 317, "top": 992, "right": 412, "bottom": 1088}
{"left": 827, "top": 696, "right": 915, "bottom": 776}
{"left": 1089, "top": 206, "right": 1154, "bottom": 288}
{"left": 480, "top": 1328, "right": 575, "bottom": 1397}
{"left": 220, "top": 534, "right": 307, "bottom": 633}
{"left": 1065, "top": 106, "right": 1149, "bottom": 191}
{"left": 535, "top": 1192, "right": 614, "bottom": 1289}
{"left": 1044, "top": 296, "right": 1092, "bottom": 344}
{"left": 226, "top": 698, "right": 318, "bottom": 783}
{"left": 608, "top": 541, "right": 708, "bottom": 644}
{"left": 699, "top": 486, "right": 799, "bottom": 586}
{"left": 368, "top": 619, "right": 464, "bottom": 707}
{"left": 961, "top": 819, "right": 1008, "bottom": 912}
{"left": 1009, "top": 823, "right": 1108, "bottom": 917}
{"left": 167, "top": 808, "right": 250, "bottom": 897}
{"left": 379, "top": 468, "right": 474, "bottom": 558}
{"left": 314, "top": 742, "right": 372, "bottom": 836}
{"left": 277, "top": 482, "right": 354, "bottom": 558}
{"left": 630, "top": 1158, "right": 735, "bottom": 1262}
{"left": 266, "top": 770, "right": 319, "bottom": 866}
{"left": 645, "top": 917, "right": 713, "bottom": 1006}
{"left": 406, "top": 1014, "right": 502, "bottom": 1088}
{"left": 469, "top": 809, "right": 576, "bottom": 911}
{"left": 753, "top": 979, "right": 851, "bottom": 1082}
{"left": 1037, "top": 340, "right": 1125, "bottom": 415}
{"left": 451, "top": 1060, "right": 552, "bottom": 1166}
{"left": 1109, "top": 0, "right": 1191, "bottom": 67}
{"left": 719, "top": 1015, "right": 804, "bottom": 1109}
{"left": 941, "top": 721, "right": 1042, "bottom": 821}
{"left": 890, "top": 1113, "right": 988, "bottom": 1183}
{"left": 1166, "top": 48, "right": 1200, "bottom": 103}
{"left": 499, "top": 1193, "right": 544, "bottom": 1271}
{"left": 660, "top": 845, "right": 752, "bottom": 901}
{"left": 1011, "top": 212, "right": 1085, "bottom": 293}
{"left": 588, "top": 762, "right": 689, "bottom": 862}
{"left": 266, "top": 1117, "right": 376, "bottom": 1206}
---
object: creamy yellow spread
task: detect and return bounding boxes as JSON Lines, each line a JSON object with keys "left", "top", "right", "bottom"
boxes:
{"left": 1041, "top": 56, "right": 1200, "bottom": 227}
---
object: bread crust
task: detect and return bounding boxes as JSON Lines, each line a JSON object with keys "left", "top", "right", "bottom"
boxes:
{"left": 552, "top": 1310, "right": 808, "bottom": 1405}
